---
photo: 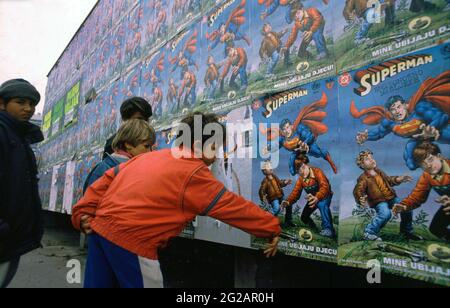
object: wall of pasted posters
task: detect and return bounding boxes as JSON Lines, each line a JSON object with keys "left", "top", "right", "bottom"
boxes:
{"left": 39, "top": 0, "right": 449, "bottom": 285}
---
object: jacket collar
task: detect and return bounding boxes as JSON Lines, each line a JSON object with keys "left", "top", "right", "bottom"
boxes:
{"left": 0, "top": 111, "right": 44, "bottom": 144}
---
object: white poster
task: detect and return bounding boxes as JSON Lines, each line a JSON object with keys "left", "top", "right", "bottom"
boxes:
{"left": 62, "top": 161, "right": 77, "bottom": 214}
{"left": 48, "top": 164, "right": 60, "bottom": 212}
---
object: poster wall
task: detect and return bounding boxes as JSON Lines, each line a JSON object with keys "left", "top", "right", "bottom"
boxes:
{"left": 38, "top": 0, "right": 450, "bottom": 286}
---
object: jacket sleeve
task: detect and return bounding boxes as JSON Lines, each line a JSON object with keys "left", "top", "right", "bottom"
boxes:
{"left": 285, "top": 23, "right": 299, "bottom": 49}
{"left": 381, "top": 170, "right": 401, "bottom": 187}
{"left": 400, "top": 174, "right": 432, "bottom": 210}
{"left": 259, "top": 180, "right": 267, "bottom": 203}
{"left": 309, "top": 9, "right": 323, "bottom": 33}
{"left": 183, "top": 166, "right": 281, "bottom": 239}
{"left": 314, "top": 169, "right": 331, "bottom": 201}
{"left": 286, "top": 179, "right": 303, "bottom": 205}
{"left": 0, "top": 129, "right": 6, "bottom": 226}
{"left": 72, "top": 166, "right": 117, "bottom": 231}
{"left": 353, "top": 176, "right": 367, "bottom": 205}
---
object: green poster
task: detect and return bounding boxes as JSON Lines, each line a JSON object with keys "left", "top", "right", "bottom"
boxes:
{"left": 52, "top": 98, "right": 64, "bottom": 135}
{"left": 64, "top": 82, "right": 80, "bottom": 126}
{"left": 43, "top": 111, "right": 52, "bottom": 139}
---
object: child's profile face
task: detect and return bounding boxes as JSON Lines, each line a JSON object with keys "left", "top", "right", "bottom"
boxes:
{"left": 298, "top": 163, "right": 308, "bottom": 177}
{"left": 126, "top": 139, "right": 153, "bottom": 157}
{"left": 4, "top": 98, "right": 36, "bottom": 122}
{"left": 420, "top": 154, "right": 443, "bottom": 175}
{"left": 262, "top": 168, "right": 273, "bottom": 176}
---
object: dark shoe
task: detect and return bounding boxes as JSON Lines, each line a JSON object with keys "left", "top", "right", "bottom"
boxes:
{"left": 401, "top": 233, "right": 424, "bottom": 241}
{"left": 282, "top": 221, "right": 298, "bottom": 228}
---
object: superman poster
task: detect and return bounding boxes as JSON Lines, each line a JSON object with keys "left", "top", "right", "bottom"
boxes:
{"left": 109, "top": 22, "right": 126, "bottom": 81}
{"left": 141, "top": 20, "right": 205, "bottom": 130}
{"left": 122, "top": 5, "right": 143, "bottom": 68}
{"left": 168, "top": 0, "right": 203, "bottom": 38}
{"left": 337, "top": 44, "right": 450, "bottom": 286}
{"left": 200, "top": 0, "right": 253, "bottom": 115}
{"left": 333, "top": 0, "right": 450, "bottom": 73}
{"left": 248, "top": 0, "right": 336, "bottom": 95}
{"left": 251, "top": 77, "right": 340, "bottom": 263}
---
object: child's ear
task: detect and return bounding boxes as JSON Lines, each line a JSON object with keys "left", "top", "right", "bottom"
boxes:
{"left": 124, "top": 142, "right": 133, "bottom": 152}
{"left": 193, "top": 140, "right": 203, "bottom": 157}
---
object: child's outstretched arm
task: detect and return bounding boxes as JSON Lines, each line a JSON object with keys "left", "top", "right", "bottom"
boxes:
{"left": 183, "top": 166, "right": 281, "bottom": 255}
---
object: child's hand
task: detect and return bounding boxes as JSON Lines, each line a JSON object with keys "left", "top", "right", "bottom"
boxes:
{"left": 281, "top": 200, "right": 289, "bottom": 210}
{"left": 306, "top": 194, "right": 319, "bottom": 208}
{"left": 80, "top": 215, "right": 93, "bottom": 235}
{"left": 436, "top": 195, "right": 450, "bottom": 216}
{"left": 397, "top": 175, "right": 413, "bottom": 183}
{"left": 358, "top": 195, "right": 368, "bottom": 206}
{"left": 284, "top": 179, "right": 293, "bottom": 185}
{"left": 392, "top": 204, "right": 407, "bottom": 216}
{"left": 264, "top": 236, "right": 279, "bottom": 258}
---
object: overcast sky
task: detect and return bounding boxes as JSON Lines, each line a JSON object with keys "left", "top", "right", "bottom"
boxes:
{"left": 0, "top": 0, "right": 97, "bottom": 115}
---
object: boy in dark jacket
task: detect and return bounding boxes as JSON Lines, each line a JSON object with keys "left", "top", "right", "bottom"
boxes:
{"left": 0, "top": 79, "right": 43, "bottom": 288}
{"left": 353, "top": 150, "right": 421, "bottom": 242}
{"left": 259, "top": 161, "right": 292, "bottom": 216}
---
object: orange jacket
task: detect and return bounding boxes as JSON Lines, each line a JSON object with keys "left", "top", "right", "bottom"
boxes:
{"left": 72, "top": 149, "right": 281, "bottom": 260}
{"left": 286, "top": 167, "right": 332, "bottom": 205}
{"left": 285, "top": 8, "right": 324, "bottom": 49}
{"left": 401, "top": 160, "right": 450, "bottom": 210}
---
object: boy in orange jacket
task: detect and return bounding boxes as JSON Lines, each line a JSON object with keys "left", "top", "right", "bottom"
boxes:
{"left": 394, "top": 142, "right": 450, "bottom": 241}
{"left": 282, "top": 154, "right": 335, "bottom": 238}
{"left": 72, "top": 112, "right": 281, "bottom": 288}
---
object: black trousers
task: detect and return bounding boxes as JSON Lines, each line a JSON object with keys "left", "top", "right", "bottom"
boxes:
{"left": 0, "top": 257, "right": 20, "bottom": 288}
{"left": 429, "top": 206, "right": 450, "bottom": 242}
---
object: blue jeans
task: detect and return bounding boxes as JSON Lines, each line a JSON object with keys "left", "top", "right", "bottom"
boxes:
{"left": 230, "top": 66, "right": 248, "bottom": 89}
{"left": 355, "top": 10, "right": 373, "bottom": 42}
{"left": 365, "top": 198, "right": 413, "bottom": 236}
{"left": 188, "top": 88, "right": 196, "bottom": 106}
{"left": 312, "top": 24, "right": 328, "bottom": 55}
{"left": 271, "top": 199, "right": 282, "bottom": 216}
{"left": 206, "top": 80, "right": 217, "bottom": 99}
{"left": 267, "top": 50, "right": 280, "bottom": 75}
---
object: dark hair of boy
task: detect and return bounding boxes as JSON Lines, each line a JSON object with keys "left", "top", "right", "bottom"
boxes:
{"left": 175, "top": 112, "right": 227, "bottom": 149}
{"left": 120, "top": 97, "right": 153, "bottom": 121}
{"left": 413, "top": 142, "right": 441, "bottom": 165}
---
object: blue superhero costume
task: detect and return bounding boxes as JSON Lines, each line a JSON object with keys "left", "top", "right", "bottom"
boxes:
{"left": 351, "top": 71, "right": 450, "bottom": 170}
{"left": 367, "top": 102, "right": 449, "bottom": 170}
{"left": 264, "top": 92, "right": 338, "bottom": 175}
{"left": 206, "top": 0, "right": 249, "bottom": 58}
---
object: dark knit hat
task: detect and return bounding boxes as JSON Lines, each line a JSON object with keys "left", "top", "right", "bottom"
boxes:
{"left": 0, "top": 79, "right": 41, "bottom": 105}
